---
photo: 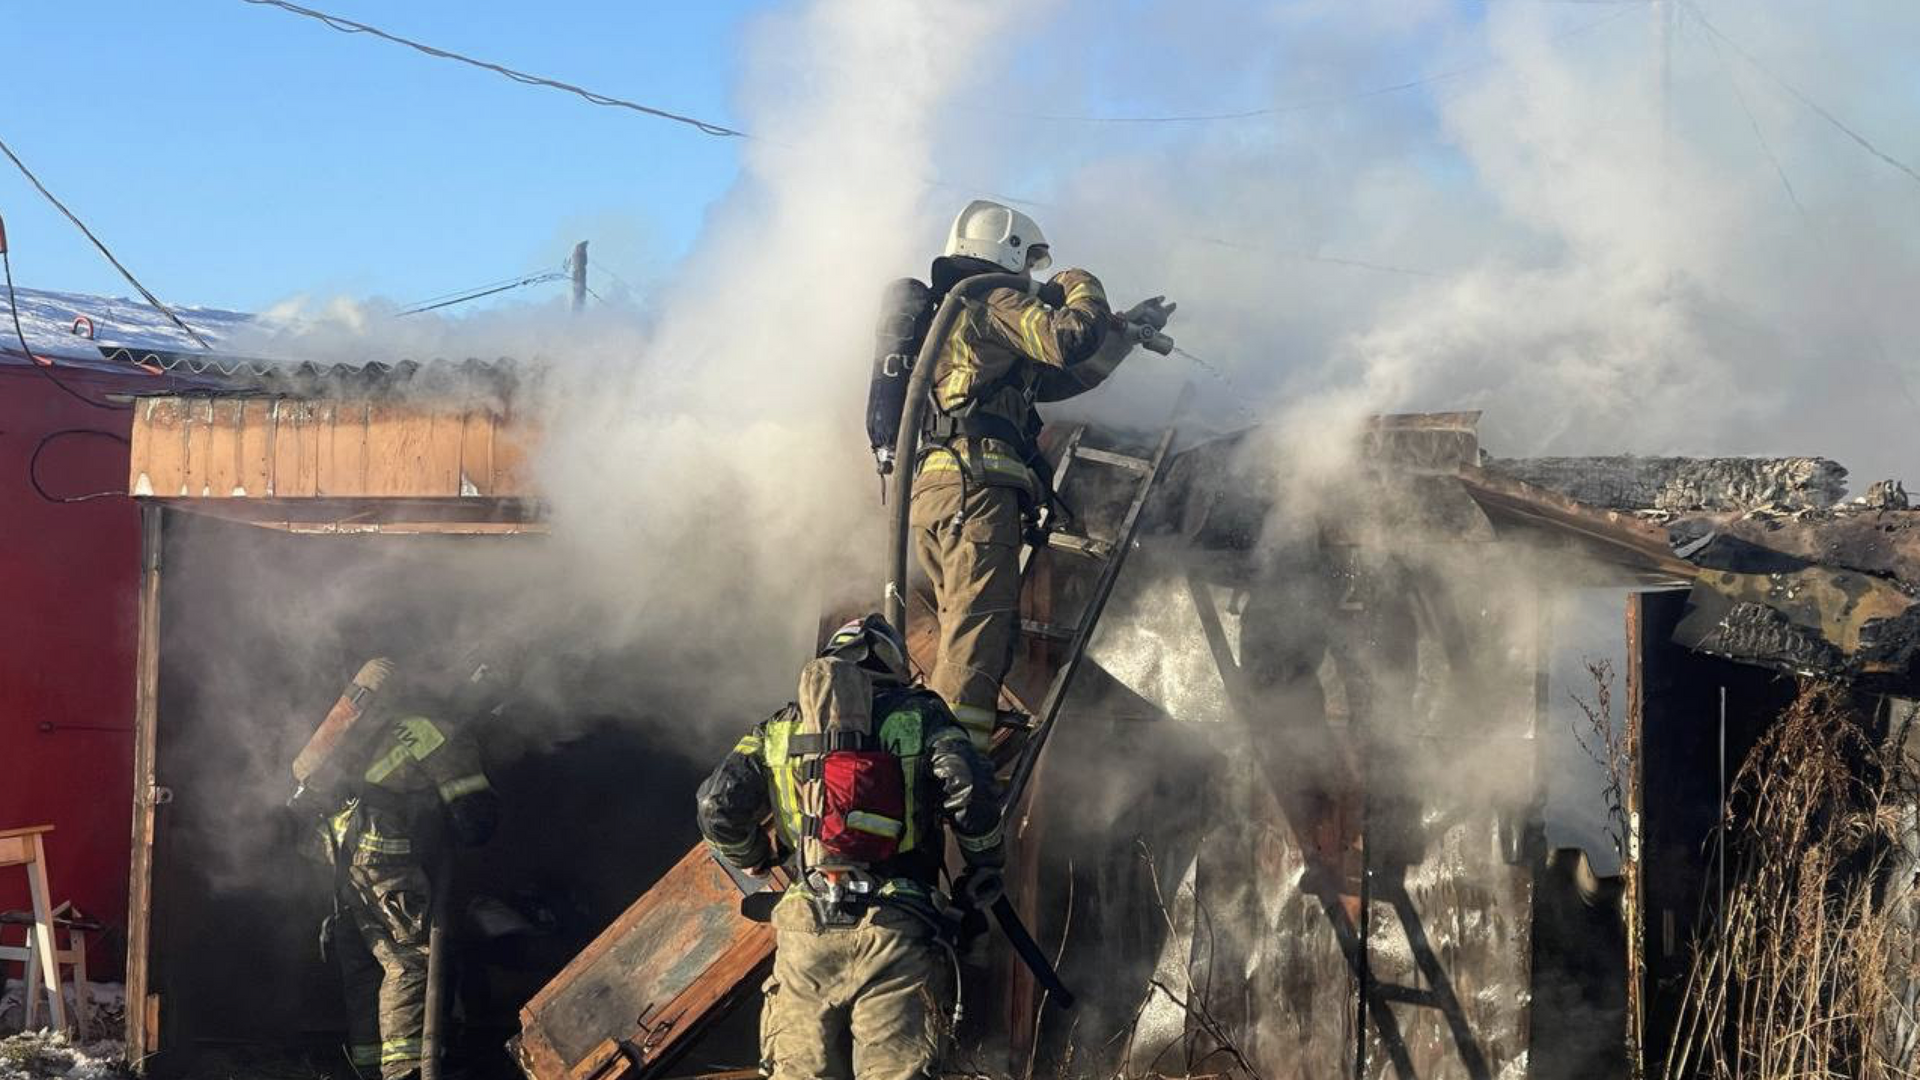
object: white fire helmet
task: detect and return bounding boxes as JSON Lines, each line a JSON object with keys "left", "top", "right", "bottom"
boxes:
{"left": 943, "top": 199, "right": 1051, "bottom": 275}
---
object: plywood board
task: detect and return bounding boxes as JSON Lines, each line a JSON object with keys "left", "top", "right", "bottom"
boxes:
{"left": 128, "top": 396, "right": 539, "bottom": 501}
{"left": 513, "top": 847, "right": 781, "bottom": 1080}
{"left": 237, "top": 400, "right": 274, "bottom": 498}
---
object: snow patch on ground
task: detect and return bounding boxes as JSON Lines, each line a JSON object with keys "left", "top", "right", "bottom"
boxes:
{"left": 0, "top": 1032, "right": 130, "bottom": 1080}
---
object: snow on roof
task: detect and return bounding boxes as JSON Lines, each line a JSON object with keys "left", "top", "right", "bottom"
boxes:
{"left": 1, "top": 284, "right": 255, "bottom": 375}
{"left": 3, "top": 285, "right": 532, "bottom": 403}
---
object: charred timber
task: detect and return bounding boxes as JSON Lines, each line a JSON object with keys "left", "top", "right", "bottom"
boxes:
{"left": 1486, "top": 455, "right": 1848, "bottom": 513}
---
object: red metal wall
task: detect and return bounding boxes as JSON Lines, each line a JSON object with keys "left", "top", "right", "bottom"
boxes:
{"left": 0, "top": 365, "right": 142, "bottom": 974}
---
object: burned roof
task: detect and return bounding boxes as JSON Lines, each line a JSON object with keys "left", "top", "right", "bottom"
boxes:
{"left": 114, "top": 349, "right": 528, "bottom": 405}
{"left": 1151, "top": 417, "right": 1920, "bottom": 689}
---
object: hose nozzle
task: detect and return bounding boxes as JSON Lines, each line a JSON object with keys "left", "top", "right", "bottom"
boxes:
{"left": 1126, "top": 321, "right": 1175, "bottom": 356}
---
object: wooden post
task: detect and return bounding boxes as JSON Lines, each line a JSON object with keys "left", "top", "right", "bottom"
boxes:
{"left": 124, "top": 505, "right": 164, "bottom": 1065}
{"left": 1623, "top": 594, "right": 1649, "bottom": 1080}
{"left": 571, "top": 241, "right": 588, "bottom": 314}
{"left": 24, "top": 831, "right": 65, "bottom": 1031}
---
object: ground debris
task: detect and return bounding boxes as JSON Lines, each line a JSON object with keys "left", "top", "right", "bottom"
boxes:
{"left": 0, "top": 1032, "right": 131, "bottom": 1080}
{"left": 1857, "top": 479, "right": 1911, "bottom": 511}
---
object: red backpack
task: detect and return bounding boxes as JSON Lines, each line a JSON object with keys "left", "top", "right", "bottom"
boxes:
{"left": 790, "top": 656, "right": 908, "bottom": 870}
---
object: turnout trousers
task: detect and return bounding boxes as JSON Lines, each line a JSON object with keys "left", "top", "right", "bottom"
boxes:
{"left": 909, "top": 481, "right": 1024, "bottom": 751}
{"left": 336, "top": 860, "right": 432, "bottom": 1078}
{"left": 760, "top": 899, "right": 950, "bottom": 1080}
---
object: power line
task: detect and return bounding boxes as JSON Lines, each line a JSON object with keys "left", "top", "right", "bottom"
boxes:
{"left": 0, "top": 135, "right": 211, "bottom": 350}
{"left": 2, "top": 226, "right": 132, "bottom": 412}
{"left": 235, "top": 4, "right": 1475, "bottom": 281}
{"left": 1684, "top": 6, "right": 1807, "bottom": 223}
{"left": 241, "top": 0, "right": 746, "bottom": 138}
{"left": 1681, "top": 1, "right": 1920, "bottom": 189}
{"left": 397, "top": 268, "right": 569, "bottom": 316}
{"left": 1001, "top": 6, "right": 1637, "bottom": 124}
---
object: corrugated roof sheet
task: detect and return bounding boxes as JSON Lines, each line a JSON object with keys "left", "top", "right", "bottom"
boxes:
{"left": 4, "top": 287, "right": 529, "bottom": 402}
{"left": 121, "top": 351, "right": 526, "bottom": 402}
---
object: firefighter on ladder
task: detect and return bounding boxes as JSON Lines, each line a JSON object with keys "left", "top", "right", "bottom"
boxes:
{"left": 905, "top": 200, "right": 1176, "bottom": 749}
{"left": 298, "top": 653, "right": 508, "bottom": 1080}
{"left": 695, "top": 615, "right": 1005, "bottom": 1080}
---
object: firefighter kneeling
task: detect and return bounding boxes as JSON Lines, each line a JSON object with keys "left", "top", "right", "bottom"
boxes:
{"left": 696, "top": 615, "right": 1004, "bottom": 1080}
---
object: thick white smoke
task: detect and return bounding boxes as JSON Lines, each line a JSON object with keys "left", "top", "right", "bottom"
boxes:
{"left": 1008, "top": 1, "right": 1919, "bottom": 484}
{"left": 224, "top": 0, "right": 1918, "bottom": 740}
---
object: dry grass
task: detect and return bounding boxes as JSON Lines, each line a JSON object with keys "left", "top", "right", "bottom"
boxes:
{"left": 1660, "top": 682, "right": 1920, "bottom": 1080}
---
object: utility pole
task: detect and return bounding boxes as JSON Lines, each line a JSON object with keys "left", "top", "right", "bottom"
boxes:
{"left": 571, "top": 240, "right": 588, "bottom": 313}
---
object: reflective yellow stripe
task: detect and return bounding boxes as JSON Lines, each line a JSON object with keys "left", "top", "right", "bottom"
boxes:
{"left": 1065, "top": 282, "right": 1102, "bottom": 305}
{"left": 876, "top": 702, "right": 926, "bottom": 855}
{"left": 394, "top": 717, "right": 446, "bottom": 760}
{"left": 437, "top": 774, "right": 490, "bottom": 802}
{"left": 358, "top": 832, "right": 410, "bottom": 855}
{"left": 957, "top": 819, "right": 1003, "bottom": 853}
{"left": 1020, "top": 305, "right": 1049, "bottom": 360}
{"left": 363, "top": 717, "right": 447, "bottom": 784}
{"left": 380, "top": 1038, "right": 422, "bottom": 1064}
{"left": 733, "top": 732, "right": 762, "bottom": 755}
{"left": 762, "top": 720, "right": 801, "bottom": 847}
{"left": 328, "top": 803, "right": 358, "bottom": 844}
{"left": 709, "top": 836, "right": 759, "bottom": 859}
{"left": 844, "top": 811, "right": 904, "bottom": 839}
{"left": 916, "top": 448, "right": 1034, "bottom": 486}
{"left": 362, "top": 744, "right": 409, "bottom": 785}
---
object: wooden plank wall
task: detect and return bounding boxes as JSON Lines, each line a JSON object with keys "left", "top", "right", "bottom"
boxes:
{"left": 128, "top": 397, "right": 536, "bottom": 500}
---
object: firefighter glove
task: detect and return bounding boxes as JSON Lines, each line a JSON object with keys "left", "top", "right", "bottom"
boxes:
{"left": 1122, "top": 296, "right": 1176, "bottom": 330}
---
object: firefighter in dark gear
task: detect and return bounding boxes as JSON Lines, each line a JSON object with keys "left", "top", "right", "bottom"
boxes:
{"left": 309, "top": 656, "right": 503, "bottom": 1080}
{"left": 695, "top": 615, "right": 1004, "bottom": 1080}
{"left": 910, "top": 200, "right": 1175, "bottom": 749}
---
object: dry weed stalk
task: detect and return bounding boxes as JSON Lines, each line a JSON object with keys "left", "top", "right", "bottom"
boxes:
{"left": 1570, "top": 658, "right": 1630, "bottom": 864}
{"left": 1110, "top": 841, "right": 1263, "bottom": 1080}
{"left": 1659, "top": 682, "right": 1920, "bottom": 1080}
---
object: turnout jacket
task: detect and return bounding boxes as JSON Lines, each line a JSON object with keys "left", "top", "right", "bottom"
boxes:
{"left": 323, "top": 713, "right": 495, "bottom": 869}
{"left": 915, "top": 266, "right": 1116, "bottom": 499}
{"left": 695, "top": 685, "right": 1005, "bottom": 900}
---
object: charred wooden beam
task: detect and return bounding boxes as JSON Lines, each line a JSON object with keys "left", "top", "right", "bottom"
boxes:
{"left": 1486, "top": 455, "right": 1848, "bottom": 513}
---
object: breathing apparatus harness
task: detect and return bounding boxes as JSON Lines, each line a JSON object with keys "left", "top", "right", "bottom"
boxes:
{"left": 867, "top": 259, "right": 1076, "bottom": 541}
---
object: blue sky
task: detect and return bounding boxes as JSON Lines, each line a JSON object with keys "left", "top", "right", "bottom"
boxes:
{"left": 3, "top": 1, "right": 760, "bottom": 312}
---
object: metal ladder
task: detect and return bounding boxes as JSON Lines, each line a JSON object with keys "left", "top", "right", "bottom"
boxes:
{"left": 1000, "top": 419, "right": 1179, "bottom": 810}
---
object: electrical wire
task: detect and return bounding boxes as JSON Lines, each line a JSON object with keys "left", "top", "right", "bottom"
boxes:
{"left": 1684, "top": 5, "right": 1807, "bottom": 222}
{"left": 240, "top": 0, "right": 746, "bottom": 138}
{"left": 234, "top": 5, "right": 1475, "bottom": 279}
{"left": 0, "top": 135, "right": 212, "bottom": 350}
{"left": 1002, "top": 6, "right": 1637, "bottom": 124}
{"left": 397, "top": 269, "right": 570, "bottom": 316}
{"left": 401, "top": 270, "right": 558, "bottom": 311}
{"left": 3, "top": 241, "right": 131, "bottom": 411}
{"left": 1681, "top": 1, "right": 1920, "bottom": 189}
{"left": 29, "top": 428, "right": 131, "bottom": 504}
